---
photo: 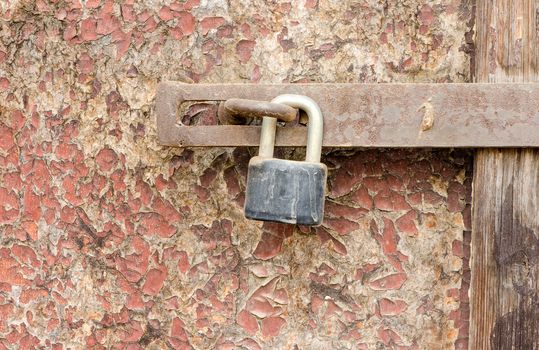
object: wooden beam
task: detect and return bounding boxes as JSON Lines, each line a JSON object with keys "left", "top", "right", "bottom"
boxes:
{"left": 470, "top": 1, "right": 539, "bottom": 349}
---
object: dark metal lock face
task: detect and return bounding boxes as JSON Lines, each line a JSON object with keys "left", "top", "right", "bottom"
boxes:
{"left": 244, "top": 156, "right": 327, "bottom": 226}
{"left": 242, "top": 94, "right": 327, "bottom": 226}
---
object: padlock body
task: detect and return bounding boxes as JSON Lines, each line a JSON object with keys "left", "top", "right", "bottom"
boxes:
{"left": 244, "top": 156, "right": 327, "bottom": 226}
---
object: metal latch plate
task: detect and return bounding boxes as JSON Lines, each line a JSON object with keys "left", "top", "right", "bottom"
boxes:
{"left": 155, "top": 82, "right": 539, "bottom": 147}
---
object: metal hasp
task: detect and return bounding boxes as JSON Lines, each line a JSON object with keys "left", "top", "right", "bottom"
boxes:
{"left": 155, "top": 82, "right": 539, "bottom": 148}
{"left": 244, "top": 95, "right": 328, "bottom": 226}
{"left": 218, "top": 98, "right": 297, "bottom": 125}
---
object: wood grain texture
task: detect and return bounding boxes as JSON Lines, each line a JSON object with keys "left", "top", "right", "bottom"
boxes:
{"left": 472, "top": 150, "right": 539, "bottom": 349}
{"left": 471, "top": 0, "right": 539, "bottom": 349}
{"left": 475, "top": 0, "right": 539, "bottom": 82}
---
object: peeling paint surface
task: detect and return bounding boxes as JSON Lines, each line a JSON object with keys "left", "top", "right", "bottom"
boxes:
{"left": 0, "top": 1, "right": 472, "bottom": 349}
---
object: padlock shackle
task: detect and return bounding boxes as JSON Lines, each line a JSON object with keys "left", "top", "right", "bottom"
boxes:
{"left": 259, "top": 94, "right": 324, "bottom": 163}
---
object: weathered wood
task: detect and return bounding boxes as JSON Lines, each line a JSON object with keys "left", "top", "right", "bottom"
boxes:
{"left": 156, "top": 82, "right": 539, "bottom": 148}
{"left": 470, "top": 1, "right": 539, "bottom": 349}
{"left": 472, "top": 150, "right": 539, "bottom": 349}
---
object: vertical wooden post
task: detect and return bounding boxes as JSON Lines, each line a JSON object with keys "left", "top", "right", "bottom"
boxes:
{"left": 471, "top": 1, "right": 539, "bottom": 349}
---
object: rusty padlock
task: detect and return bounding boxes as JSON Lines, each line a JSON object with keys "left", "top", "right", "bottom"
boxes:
{"left": 244, "top": 94, "right": 327, "bottom": 226}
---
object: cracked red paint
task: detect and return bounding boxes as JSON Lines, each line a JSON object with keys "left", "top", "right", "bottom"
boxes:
{"left": 0, "top": 0, "right": 473, "bottom": 349}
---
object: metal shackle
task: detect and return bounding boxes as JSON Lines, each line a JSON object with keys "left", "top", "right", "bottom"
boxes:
{"left": 258, "top": 94, "right": 324, "bottom": 163}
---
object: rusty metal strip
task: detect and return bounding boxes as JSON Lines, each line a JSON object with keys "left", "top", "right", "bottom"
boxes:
{"left": 155, "top": 82, "right": 539, "bottom": 147}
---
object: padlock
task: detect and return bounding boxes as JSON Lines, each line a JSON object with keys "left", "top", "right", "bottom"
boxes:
{"left": 244, "top": 94, "right": 327, "bottom": 226}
